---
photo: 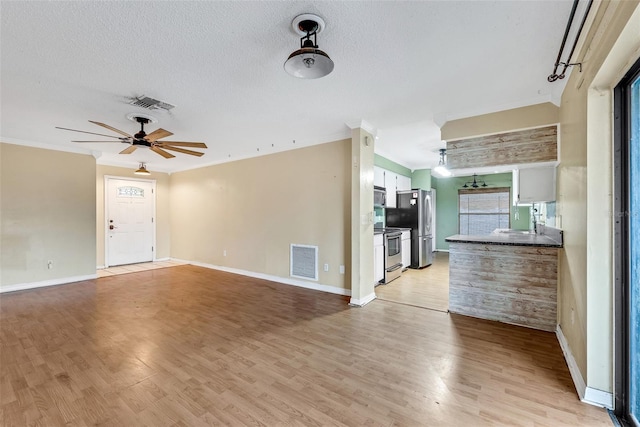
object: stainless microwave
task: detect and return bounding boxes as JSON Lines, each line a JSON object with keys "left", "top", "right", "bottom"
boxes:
{"left": 374, "top": 186, "right": 386, "bottom": 207}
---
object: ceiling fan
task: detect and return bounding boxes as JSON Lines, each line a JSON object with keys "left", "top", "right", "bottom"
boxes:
{"left": 56, "top": 116, "right": 207, "bottom": 158}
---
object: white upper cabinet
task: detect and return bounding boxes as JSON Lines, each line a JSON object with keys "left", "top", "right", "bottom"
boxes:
{"left": 513, "top": 167, "right": 556, "bottom": 204}
{"left": 397, "top": 175, "right": 412, "bottom": 192}
{"left": 374, "top": 166, "right": 385, "bottom": 188}
{"left": 373, "top": 166, "right": 411, "bottom": 208}
{"left": 384, "top": 170, "right": 397, "bottom": 208}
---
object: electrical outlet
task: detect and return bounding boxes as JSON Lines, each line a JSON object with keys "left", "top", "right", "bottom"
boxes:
{"left": 323, "top": 263, "right": 329, "bottom": 272}
{"left": 223, "top": 250, "right": 227, "bottom": 257}
{"left": 47, "top": 260, "right": 53, "bottom": 269}
{"left": 339, "top": 265, "right": 345, "bottom": 274}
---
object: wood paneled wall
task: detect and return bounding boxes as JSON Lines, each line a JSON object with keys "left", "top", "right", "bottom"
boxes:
{"left": 446, "top": 125, "right": 557, "bottom": 169}
{"left": 448, "top": 242, "right": 558, "bottom": 332}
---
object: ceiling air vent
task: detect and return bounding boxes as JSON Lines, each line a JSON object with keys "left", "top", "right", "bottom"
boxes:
{"left": 128, "top": 95, "right": 175, "bottom": 111}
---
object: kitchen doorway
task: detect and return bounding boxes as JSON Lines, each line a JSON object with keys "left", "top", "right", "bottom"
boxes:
{"left": 374, "top": 252, "right": 449, "bottom": 312}
{"left": 105, "top": 177, "right": 156, "bottom": 267}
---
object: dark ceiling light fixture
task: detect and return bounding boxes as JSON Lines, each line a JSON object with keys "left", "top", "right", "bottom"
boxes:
{"left": 284, "top": 14, "right": 334, "bottom": 79}
{"left": 433, "top": 148, "right": 452, "bottom": 177}
{"left": 547, "top": 0, "right": 593, "bottom": 82}
{"left": 462, "top": 174, "right": 488, "bottom": 189}
{"left": 134, "top": 162, "right": 151, "bottom": 176}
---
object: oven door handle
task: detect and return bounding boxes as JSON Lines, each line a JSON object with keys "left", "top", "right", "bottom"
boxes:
{"left": 386, "top": 263, "right": 403, "bottom": 272}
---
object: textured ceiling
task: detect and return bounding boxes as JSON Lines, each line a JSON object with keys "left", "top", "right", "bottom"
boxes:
{"left": 1, "top": 1, "right": 577, "bottom": 173}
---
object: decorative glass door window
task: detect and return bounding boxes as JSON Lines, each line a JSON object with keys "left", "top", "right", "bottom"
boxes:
{"left": 117, "top": 186, "right": 145, "bottom": 198}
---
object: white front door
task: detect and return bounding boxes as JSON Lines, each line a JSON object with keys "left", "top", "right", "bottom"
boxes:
{"left": 106, "top": 178, "right": 155, "bottom": 266}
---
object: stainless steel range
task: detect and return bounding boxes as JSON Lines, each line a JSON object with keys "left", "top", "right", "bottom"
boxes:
{"left": 384, "top": 230, "right": 403, "bottom": 283}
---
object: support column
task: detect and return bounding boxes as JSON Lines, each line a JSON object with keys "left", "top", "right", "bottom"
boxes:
{"left": 349, "top": 125, "right": 376, "bottom": 306}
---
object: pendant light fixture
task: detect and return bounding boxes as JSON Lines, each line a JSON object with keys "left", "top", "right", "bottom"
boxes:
{"left": 433, "top": 148, "right": 452, "bottom": 177}
{"left": 284, "top": 14, "right": 334, "bottom": 79}
{"left": 134, "top": 162, "right": 150, "bottom": 175}
{"left": 462, "top": 174, "right": 488, "bottom": 189}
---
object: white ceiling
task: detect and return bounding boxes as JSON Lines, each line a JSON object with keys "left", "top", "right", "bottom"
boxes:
{"left": 1, "top": 1, "right": 576, "bottom": 174}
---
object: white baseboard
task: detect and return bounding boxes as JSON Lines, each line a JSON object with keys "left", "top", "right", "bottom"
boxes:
{"left": 349, "top": 292, "right": 376, "bottom": 307}
{"left": 556, "top": 325, "right": 587, "bottom": 397}
{"left": 0, "top": 274, "right": 98, "bottom": 294}
{"left": 96, "top": 265, "right": 106, "bottom": 270}
{"left": 583, "top": 387, "right": 613, "bottom": 409}
{"left": 436, "top": 249, "right": 450, "bottom": 253}
{"left": 172, "top": 258, "right": 351, "bottom": 297}
{"left": 556, "top": 325, "right": 613, "bottom": 409}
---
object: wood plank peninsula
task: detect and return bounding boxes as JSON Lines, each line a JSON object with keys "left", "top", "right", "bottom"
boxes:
{"left": 445, "top": 228, "right": 563, "bottom": 332}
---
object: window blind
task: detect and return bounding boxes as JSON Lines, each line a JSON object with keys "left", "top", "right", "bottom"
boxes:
{"left": 459, "top": 188, "right": 511, "bottom": 235}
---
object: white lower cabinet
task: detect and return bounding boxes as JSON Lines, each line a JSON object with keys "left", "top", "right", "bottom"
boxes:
{"left": 401, "top": 231, "right": 411, "bottom": 270}
{"left": 374, "top": 234, "right": 384, "bottom": 284}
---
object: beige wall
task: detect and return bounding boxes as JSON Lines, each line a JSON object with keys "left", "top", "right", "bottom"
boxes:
{"left": 558, "top": 0, "right": 639, "bottom": 393}
{"left": 96, "top": 165, "right": 171, "bottom": 267}
{"left": 169, "top": 139, "right": 351, "bottom": 291}
{"left": 440, "top": 102, "right": 559, "bottom": 141}
{"left": 1, "top": 143, "right": 96, "bottom": 287}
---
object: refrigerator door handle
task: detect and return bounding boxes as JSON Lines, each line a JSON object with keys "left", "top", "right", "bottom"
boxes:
{"left": 424, "top": 193, "right": 432, "bottom": 235}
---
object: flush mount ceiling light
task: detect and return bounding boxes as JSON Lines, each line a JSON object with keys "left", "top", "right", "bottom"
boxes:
{"left": 433, "top": 148, "right": 452, "bottom": 177}
{"left": 284, "top": 14, "right": 334, "bottom": 79}
{"left": 134, "top": 163, "right": 150, "bottom": 175}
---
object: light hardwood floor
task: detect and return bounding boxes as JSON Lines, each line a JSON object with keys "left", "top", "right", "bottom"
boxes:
{"left": 375, "top": 251, "right": 450, "bottom": 312}
{"left": 1, "top": 265, "right": 611, "bottom": 426}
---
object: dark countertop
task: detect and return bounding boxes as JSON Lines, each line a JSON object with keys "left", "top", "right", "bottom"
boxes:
{"left": 445, "top": 229, "right": 563, "bottom": 248}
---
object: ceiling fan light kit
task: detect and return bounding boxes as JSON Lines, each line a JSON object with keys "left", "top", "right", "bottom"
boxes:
{"left": 284, "top": 14, "right": 334, "bottom": 79}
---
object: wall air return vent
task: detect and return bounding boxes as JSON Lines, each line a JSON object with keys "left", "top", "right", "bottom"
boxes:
{"left": 128, "top": 95, "right": 175, "bottom": 111}
{"left": 290, "top": 244, "right": 318, "bottom": 281}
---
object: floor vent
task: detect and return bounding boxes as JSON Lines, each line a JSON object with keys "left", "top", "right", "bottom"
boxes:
{"left": 290, "top": 244, "right": 318, "bottom": 281}
{"left": 128, "top": 95, "right": 175, "bottom": 111}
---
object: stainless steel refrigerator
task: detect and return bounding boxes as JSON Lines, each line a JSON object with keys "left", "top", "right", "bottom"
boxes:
{"left": 385, "top": 189, "right": 433, "bottom": 268}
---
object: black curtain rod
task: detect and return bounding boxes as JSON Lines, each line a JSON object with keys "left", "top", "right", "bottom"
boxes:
{"left": 548, "top": 0, "right": 594, "bottom": 82}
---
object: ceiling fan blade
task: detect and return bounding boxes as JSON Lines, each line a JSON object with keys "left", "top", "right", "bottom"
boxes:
{"left": 119, "top": 145, "right": 138, "bottom": 154}
{"left": 150, "top": 146, "right": 175, "bottom": 159}
{"left": 56, "top": 126, "right": 126, "bottom": 139}
{"left": 88, "top": 121, "right": 132, "bottom": 138}
{"left": 71, "top": 140, "right": 126, "bottom": 143}
{"left": 145, "top": 128, "right": 173, "bottom": 142}
{"left": 156, "top": 141, "right": 208, "bottom": 148}
{"left": 158, "top": 145, "right": 205, "bottom": 157}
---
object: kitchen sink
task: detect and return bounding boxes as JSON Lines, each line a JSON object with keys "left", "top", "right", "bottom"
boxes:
{"left": 492, "top": 229, "right": 535, "bottom": 235}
